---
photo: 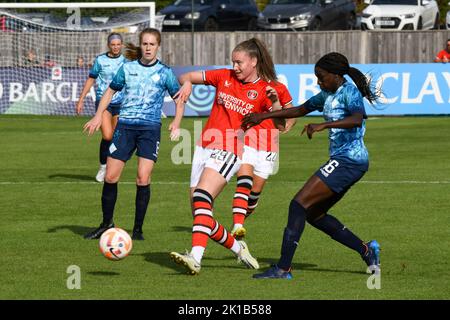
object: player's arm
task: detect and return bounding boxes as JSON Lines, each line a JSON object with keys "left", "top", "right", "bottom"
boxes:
{"left": 76, "top": 77, "right": 95, "bottom": 115}
{"left": 282, "top": 103, "right": 297, "bottom": 133}
{"left": 173, "top": 71, "right": 204, "bottom": 103}
{"left": 77, "top": 58, "right": 100, "bottom": 115}
{"left": 265, "top": 86, "right": 286, "bottom": 130}
{"left": 302, "top": 112, "right": 364, "bottom": 140}
{"left": 167, "top": 69, "right": 186, "bottom": 141}
{"left": 242, "top": 105, "right": 310, "bottom": 130}
{"left": 83, "top": 88, "right": 116, "bottom": 136}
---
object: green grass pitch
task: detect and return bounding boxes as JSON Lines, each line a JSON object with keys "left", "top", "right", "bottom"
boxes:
{"left": 1, "top": 115, "right": 449, "bottom": 300}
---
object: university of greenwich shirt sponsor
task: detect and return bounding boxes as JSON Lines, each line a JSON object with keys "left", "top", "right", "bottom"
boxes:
{"left": 304, "top": 81, "right": 369, "bottom": 170}
{"left": 89, "top": 53, "right": 127, "bottom": 105}
{"left": 109, "top": 59, "right": 180, "bottom": 127}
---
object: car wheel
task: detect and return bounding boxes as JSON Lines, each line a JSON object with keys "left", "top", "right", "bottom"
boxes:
{"left": 433, "top": 14, "right": 440, "bottom": 29}
{"left": 417, "top": 17, "right": 423, "bottom": 30}
{"left": 309, "top": 18, "right": 321, "bottom": 31}
{"left": 204, "top": 17, "right": 219, "bottom": 31}
{"left": 247, "top": 17, "right": 257, "bottom": 31}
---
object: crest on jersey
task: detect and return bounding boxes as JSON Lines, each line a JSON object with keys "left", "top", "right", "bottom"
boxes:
{"left": 247, "top": 90, "right": 258, "bottom": 100}
{"left": 224, "top": 80, "right": 232, "bottom": 87}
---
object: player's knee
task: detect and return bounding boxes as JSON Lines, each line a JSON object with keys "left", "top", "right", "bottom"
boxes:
{"left": 104, "top": 174, "right": 119, "bottom": 184}
{"left": 136, "top": 176, "right": 150, "bottom": 186}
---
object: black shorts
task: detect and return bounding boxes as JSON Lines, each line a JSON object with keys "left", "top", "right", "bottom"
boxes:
{"left": 108, "top": 123, "right": 161, "bottom": 162}
{"left": 95, "top": 101, "right": 120, "bottom": 117}
{"left": 314, "top": 158, "right": 366, "bottom": 194}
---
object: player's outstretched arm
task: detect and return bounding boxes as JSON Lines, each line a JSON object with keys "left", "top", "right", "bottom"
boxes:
{"left": 242, "top": 105, "right": 309, "bottom": 130}
{"left": 301, "top": 112, "right": 364, "bottom": 139}
{"left": 83, "top": 88, "right": 115, "bottom": 136}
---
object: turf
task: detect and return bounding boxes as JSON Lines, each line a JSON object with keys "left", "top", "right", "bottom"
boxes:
{"left": 0, "top": 115, "right": 449, "bottom": 300}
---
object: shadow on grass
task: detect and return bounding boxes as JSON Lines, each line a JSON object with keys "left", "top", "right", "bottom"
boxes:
{"left": 258, "top": 257, "right": 366, "bottom": 275}
{"left": 140, "top": 251, "right": 187, "bottom": 275}
{"left": 171, "top": 226, "right": 192, "bottom": 233}
{"left": 48, "top": 173, "right": 94, "bottom": 181}
{"left": 48, "top": 225, "right": 93, "bottom": 236}
{"left": 87, "top": 271, "right": 120, "bottom": 276}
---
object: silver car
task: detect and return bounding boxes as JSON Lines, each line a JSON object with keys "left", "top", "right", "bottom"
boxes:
{"left": 257, "top": 0, "right": 357, "bottom": 31}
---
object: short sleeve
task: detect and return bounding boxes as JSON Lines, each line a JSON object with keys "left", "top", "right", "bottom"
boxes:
{"left": 203, "top": 69, "right": 230, "bottom": 87}
{"left": 109, "top": 65, "right": 126, "bottom": 91}
{"left": 275, "top": 83, "right": 293, "bottom": 108}
{"left": 344, "top": 85, "right": 366, "bottom": 115}
{"left": 164, "top": 67, "right": 181, "bottom": 98}
{"left": 303, "top": 91, "right": 327, "bottom": 112}
{"left": 89, "top": 57, "right": 100, "bottom": 79}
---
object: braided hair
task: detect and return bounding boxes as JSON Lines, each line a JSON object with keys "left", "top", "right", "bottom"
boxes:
{"left": 316, "top": 52, "right": 379, "bottom": 104}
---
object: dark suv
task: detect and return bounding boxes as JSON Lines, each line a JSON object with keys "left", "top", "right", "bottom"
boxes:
{"left": 257, "top": 0, "right": 356, "bottom": 31}
{"left": 159, "top": 0, "right": 260, "bottom": 31}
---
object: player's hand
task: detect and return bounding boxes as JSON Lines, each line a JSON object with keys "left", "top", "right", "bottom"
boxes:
{"left": 173, "top": 82, "right": 192, "bottom": 104}
{"left": 75, "top": 99, "right": 84, "bottom": 115}
{"left": 83, "top": 115, "right": 102, "bottom": 136}
{"left": 281, "top": 119, "right": 297, "bottom": 134}
{"left": 443, "top": 57, "right": 449, "bottom": 63}
{"left": 266, "top": 86, "right": 279, "bottom": 103}
{"left": 301, "top": 123, "right": 326, "bottom": 139}
{"left": 242, "top": 113, "right": 265, "bottom": 130}
{"left": 168, "top": 121, "right": 181, "bottom": 141}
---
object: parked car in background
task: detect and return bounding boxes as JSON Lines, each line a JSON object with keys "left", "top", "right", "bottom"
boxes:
{"left": 360, "top": 0, "right": 439, "bottom": 30}
{"left": 159, "top": 0, "right": 260, "bottom": 31}
{"left": 257, "top": 0, "right": 357, "bottom": 31}
{"left": 446, "top": 2, "right": 450, "bottom": 29}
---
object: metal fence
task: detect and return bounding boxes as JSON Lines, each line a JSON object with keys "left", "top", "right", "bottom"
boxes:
{"left": 1, "top": 30, "right": 450, "bottom": 67}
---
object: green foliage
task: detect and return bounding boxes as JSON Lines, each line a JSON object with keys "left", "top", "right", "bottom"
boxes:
{"left": 1, "top": 115, "right": 450, "bottom": 299}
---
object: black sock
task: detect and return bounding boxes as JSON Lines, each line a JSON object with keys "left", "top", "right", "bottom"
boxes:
{"left": 101, "top": 182, "right": 117, "bottom": 225}
{"left": 99, "top": 139, "right": 110, "bottom": 165}
{"left": 134, "top": 184, "right": 151, "bottom": 231}
{"left": 309, "top": 214, "right": 366, "bottom": 256}
{"left": 278, "top": 200, "right": 306, "bottom": 270}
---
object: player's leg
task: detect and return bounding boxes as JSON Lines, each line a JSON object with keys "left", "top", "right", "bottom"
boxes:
{"left": 231, "top": 164, "right": 254, "bottom": 239}
{"left": 131, "top": 157, "right": 154, "bottom": 240}
{"left": 253, "top": 174, "right": 335, "bottom": 279}
{"left": 84, "top": 157, "right": 126, "bottom": 239}
{"left": 132, "top": 127, "right": 160, "bottom": 240}
{"left": 95, "top": 108, "right": 114, "bottom": 182}
{"left": 245, "top": 174, "right": 266, "bottom": 220}
{"left": 306, "top": 174, "right": 380, "bottom": 272}
{"left": 171, "top": 149, "right": 258, "bottom": 274}
{"left": 171, "top": 167, "right": 229, "bottom": 274}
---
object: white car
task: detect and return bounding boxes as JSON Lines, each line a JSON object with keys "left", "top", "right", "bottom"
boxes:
{"left": 361, "top": 0, "right": 440, "bottom": 30}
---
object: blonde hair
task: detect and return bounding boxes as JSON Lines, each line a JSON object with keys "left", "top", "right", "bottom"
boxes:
{"left": 124, "top": 28, "right": 161, "bottom": 61}
{"left": 233, "top": 38, "right": 277, "bottom": 82}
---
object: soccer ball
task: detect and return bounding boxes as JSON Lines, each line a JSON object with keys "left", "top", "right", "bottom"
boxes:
{"left": 99, "top": 228, "right": 133, "bottom": 261}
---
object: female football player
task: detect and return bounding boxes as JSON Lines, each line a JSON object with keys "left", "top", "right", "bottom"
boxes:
{"left": 83, "top": 28, "right": 186, "bottom": 241}
{"left": 243, "top": 52, "right": 381, "bottom": 279}
{"left": 76, "top": 33, "right": 127, "bottom": 182}
{"left": 170, "top": 38, "right": 286, "bottom": 275}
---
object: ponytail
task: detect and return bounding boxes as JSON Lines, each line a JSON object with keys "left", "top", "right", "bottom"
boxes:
{"left": 316, "top": 52, "right": 379, "bottom": 104}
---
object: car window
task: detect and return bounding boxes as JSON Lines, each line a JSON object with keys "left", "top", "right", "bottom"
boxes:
{"left": 371, "top": 0, "right": 417, "bottom": 4}
{"left": 174, "top": 0, "right": 213, "bottom": 5}
{"left": 270, "top": 0, "right": 316, "bottom": 4}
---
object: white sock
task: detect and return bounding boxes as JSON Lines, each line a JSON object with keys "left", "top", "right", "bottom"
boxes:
{"left": 232, "top": 224, "right": 243, "bottom": 232}
{"left": 190, "top": 246, "right": 205, "bottom": 263}
{"left": 230, "top": 239, "right": 241, "bottom": 255}
{"left": 99, "top": 164, "right": 106, "bottom": 169}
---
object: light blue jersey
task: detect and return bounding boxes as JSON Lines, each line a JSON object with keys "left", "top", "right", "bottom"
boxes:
{"left": 304, "top": 81, "right": 369, "bottom": 170}
{"left": 109, "top": 59, "right": 180, "bottom": 127}
{"left": 89, "top": 53, "right": 127, "bottom": 106}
